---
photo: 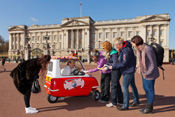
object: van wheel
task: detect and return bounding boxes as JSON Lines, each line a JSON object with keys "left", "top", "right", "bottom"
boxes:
{"left": 47, "top": 94, "right": 58, "bottom": 103}
{"left": 92, "top": 90, "right": 100, "bottom": 101}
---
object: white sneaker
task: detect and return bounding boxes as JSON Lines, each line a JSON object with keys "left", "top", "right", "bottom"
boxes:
{"left": 29, "top": 107, "right": 36, "bottom": 110}
{"left": 106, "top": 103, "right": 116, "bottom": 107}
{"left": 25, "top": 107, "right": 38, "bottom": 114}
{"left": 59, "top": 97, "right": 65, "bottom": 101}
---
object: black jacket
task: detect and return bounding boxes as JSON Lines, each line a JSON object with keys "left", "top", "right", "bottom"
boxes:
{"left": 112, "top": 41, "right": 136, "bottom": 75}
{"left": 10, "top": 58, "right": 42, "bottom": 94}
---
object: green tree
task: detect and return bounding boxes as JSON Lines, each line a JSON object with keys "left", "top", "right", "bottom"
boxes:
{"left": 0, "top": 35, "right": 8, "bottom": 53}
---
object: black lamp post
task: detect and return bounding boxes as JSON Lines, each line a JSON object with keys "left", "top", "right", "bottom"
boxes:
{"left": 52, "top": 42, "right": 56, "bottom": 56}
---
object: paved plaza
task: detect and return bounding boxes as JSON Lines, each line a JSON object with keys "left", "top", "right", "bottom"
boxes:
{"left": 0, "top": 63, "right": 175, "bottom": 117}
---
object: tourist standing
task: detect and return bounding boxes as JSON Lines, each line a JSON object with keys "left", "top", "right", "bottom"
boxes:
{"left": 131, "top": 35, "right": 159, "bottom": 114}
{"left": 85, "top": 49, "right": 111, "bottom": 103}
{"left": 101, "top": 41, "right": 123, "bottom": 107}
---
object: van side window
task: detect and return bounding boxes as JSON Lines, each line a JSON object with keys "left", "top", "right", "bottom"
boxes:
{"left": 48, "top": 62, "right": 53, "bottom": 71}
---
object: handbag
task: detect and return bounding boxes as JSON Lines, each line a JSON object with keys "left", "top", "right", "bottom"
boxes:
{"left": 31, "top": 74, "right": 41, "bottom": 93}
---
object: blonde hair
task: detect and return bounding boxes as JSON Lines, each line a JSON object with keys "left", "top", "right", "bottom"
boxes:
{"left": 114, "top": 37, "right": 124, "bottom": 45}
{"left": 101, "top": 41, "right": 112, "bottom": 52}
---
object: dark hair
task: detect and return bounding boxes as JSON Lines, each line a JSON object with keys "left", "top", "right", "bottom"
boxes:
{"left": 91, "top": 49, "right": 99, "bottom": 57}
{"left": 131, "top": 35, "right": 144, "bottom": 46}
{"left": 38, "top": 55, "right": 51, "bottom": 79}
{"left": 39, "top": 55, "right": 51, "bottom": 72}
{"left": 67, "top": 60, "right": 73, "bottom": 66}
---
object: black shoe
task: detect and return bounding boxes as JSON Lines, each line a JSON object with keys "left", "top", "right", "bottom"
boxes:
{"left": 139, "top": 104, "right": 153, "bottom": 114}
{"left": 129, "top": 102, "right": 139, "bottom": 107}
{"left": 117, "top": 106, "right": 128, "bottom": 111}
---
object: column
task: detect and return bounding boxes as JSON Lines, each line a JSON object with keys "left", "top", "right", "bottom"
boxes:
{"left": 86, "top": 28, "right": 90, "bottom": 49}
{"left": 9, "top": 34, "right": 12, "bottom": 50}
{"left": 157, "top": 25, "right": 160, "bottom": 44}
{"left": 62, "top": 30, "right": 64, "bottom": 50}
{"left": 65, "top": 30, "right": 68, "bottom": 49}
{"left": 142, "top": 25, "right": 147, "bottom": 43}
{"left": 95, "top": 29, "right": 98, "bottom": 48}
{"left": 102, "top": 28, "right": 105, "bottom": 41}
{"left": 8, "top": 34, "right": 12, "bottom": 59}
{"left": 166, "top": 24, "right": 169, "bottom": 47}
{"left": 110, "top": 28, "right": 112, "bottom": 41}
{"left": 29, "top": 33, "right": 32, "bottom": 45}
{"left": 13, "top": 34, "right": 16, "bottom": 50}
{"left": 17, "top": 34, "right": 19, "bottom": 50}
{"left": 19, "top": 33, "right": 21, "bottom": 49}
{"left": 35, "top": 32, "right": 37, "bottom": 47}
{"left": 40, "top": 32, "right": 42, "bottom": 46}
{"left": 71, "top": 30, "right": 73, "bottom": 48}
{"left": 150, "top": 25, "right": 153, "bottom": 43}
{"left": 117, "top": 27, "right": 120, "bottom": 37}
{"left": 57, "top": 31, "right": 60, "bottom": 50}
{"left": 82, "top": 29, "right": 85, "bottom": 49}
{"left": 132, "top": 27, "right": 136, "bottom": 36}
{"left": 124, "top": 27, "right": 127, "bottom": 40}
{"left": 86, "top": 28, "right": 90, "bottom": 63}
{"left": 77, "top": 29, "right": 79, "bottom": 49}
{"left": 21, "top": 32, "right": 25, "bottom": 48}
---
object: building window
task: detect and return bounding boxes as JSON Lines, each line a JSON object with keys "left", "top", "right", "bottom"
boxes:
{"left": 153, "top": 30, "right": 156, "bottom": 36}
{"left": 106, "top": 32, "right": 109, "bottom": 38}
{"left": 136, "top": 31, "right": 139, "bottom": 35}
{"left": 60, "top": 42, "right": 62, "bottom": 50}
{"left": 54, "top": 35, "right": 57, "bottom": 41}
{"left": 121, "top": 32, "right": 124, "bottom": 37}
{"left": 37, "top": 36, "right": 40, "bottom": 41}
{"left": 128, "top": 31, "right": 132, "bottom": 37}
{"left": 99, "top": 33, "right": 102, "bottom": 39}
{"left": 147, "top": 31, "right": 150, "bottom": 37}
{"left": 100, "top": 42, "right": 102, "bottom": 48}
{"left": 160, "top": 30, "right": 163, "bottom": 36}
{"left": 113, "top": 32, "right": 117, "bottom": 38}
{"left": 160, "top": 41, "right": 163, "bottom": 46}
{"left": 60, "top": 35, "right": 62, "bottom": 40}
{"left": 32, "top": 36, "right": 35, "bottom": 42}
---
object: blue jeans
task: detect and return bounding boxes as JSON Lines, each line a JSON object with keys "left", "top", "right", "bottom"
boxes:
{"left": 122, "top": 72, "right": 139, "bottom": 109}
{"left": 142, "top": 75, "right": 155, "bottom": 104}
{"left": 111, "top": 69, "right": 123, "bottom": 105}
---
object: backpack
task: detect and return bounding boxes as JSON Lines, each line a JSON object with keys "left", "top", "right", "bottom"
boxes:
{"left": 149, "top": 43, "right": 165, "bottom": 80}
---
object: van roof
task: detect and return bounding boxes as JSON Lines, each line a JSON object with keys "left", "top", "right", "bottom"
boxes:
{"left": 51, "top": 56, "right": 79, "bottom": 60}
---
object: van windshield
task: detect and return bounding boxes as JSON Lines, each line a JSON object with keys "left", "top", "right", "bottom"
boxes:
{"left": 60, "top": 59, "right": 85, "bottom": 76}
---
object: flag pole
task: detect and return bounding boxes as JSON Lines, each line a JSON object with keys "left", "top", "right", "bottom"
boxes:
{"left": 80, "top": 2, "right": 82, "bottom": 17}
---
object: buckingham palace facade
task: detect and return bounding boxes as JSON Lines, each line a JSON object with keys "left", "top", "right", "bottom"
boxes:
{"left": 8, "top": 13, "right": 171, "bottom": 62}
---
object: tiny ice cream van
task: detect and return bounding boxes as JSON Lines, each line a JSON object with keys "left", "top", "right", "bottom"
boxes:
{"left": 44, "top": 56, "right": 100, "bottom": 103}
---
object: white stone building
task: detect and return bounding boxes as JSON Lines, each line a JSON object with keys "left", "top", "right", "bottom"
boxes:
{"left": 8, "top": 13, "right": 171, "bottom": 62}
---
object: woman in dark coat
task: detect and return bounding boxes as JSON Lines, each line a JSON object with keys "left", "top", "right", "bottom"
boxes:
{"left": 10, "top": 55, "right": 51, "bottom": 114}
{"left": 101, "top": 41, "right": 123, "bottom": 108}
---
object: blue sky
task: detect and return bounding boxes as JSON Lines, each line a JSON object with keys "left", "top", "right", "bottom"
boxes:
{"left": 0, "top": 0, "right": 174, "bottom": 49}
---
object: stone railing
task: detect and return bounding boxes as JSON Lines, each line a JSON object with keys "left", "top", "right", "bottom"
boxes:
{"left": 95, "top": 18, "right": 137, "bottom": 24}
{"left": 28, "top": 24, "right": 61, "bottom": 28}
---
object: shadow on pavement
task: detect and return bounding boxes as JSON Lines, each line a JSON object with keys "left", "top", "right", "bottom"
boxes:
{"left": 38, "top": 96, "right": 105, "bottom": 112}
{"left": 129, "top": 93, "right": 175, "bottom": 113}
